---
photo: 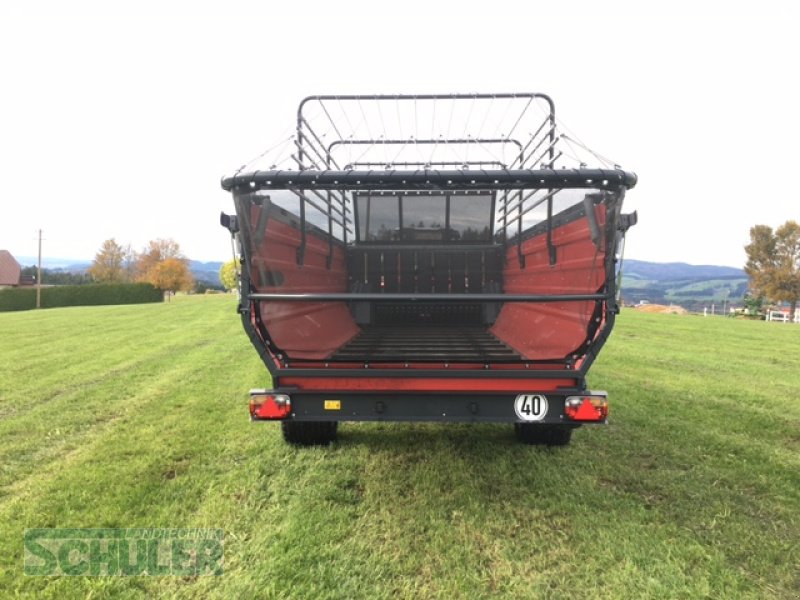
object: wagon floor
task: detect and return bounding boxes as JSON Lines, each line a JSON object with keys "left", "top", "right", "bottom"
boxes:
{"left": 331, "top": 326, "right": 521, "bottom": 362}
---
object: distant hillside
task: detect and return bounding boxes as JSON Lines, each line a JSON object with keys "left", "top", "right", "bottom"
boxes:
{"left": 17, "top": 256, "right": 90, "bottom": 271}
{"left": 16, "top": 257, "right": 224, "bottom": 287}
{"left": 620, "top": 260, "right": 748, "bottom": 311}
{"left": 623, "top": 260, "right": 745, "bottom": 281}
{"left": 189, "top": 260, "right": 223, "bottom": 286}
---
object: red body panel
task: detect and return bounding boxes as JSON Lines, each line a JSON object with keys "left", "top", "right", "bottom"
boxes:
{"left": 248, "top": 205, "right": 360, "bottom": 359}
{"left": 491, "top": 205, "right": 608, "bottom": 360}
{"left": 245, "top": 200, "right": 609, "bottom": 393}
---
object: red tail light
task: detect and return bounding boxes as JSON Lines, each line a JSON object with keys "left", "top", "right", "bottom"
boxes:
{"left": 564, "top": 393, "right": 608, "bottom": 422}
{"left": 249, "top": 391, "right": 292, "bottom": 420}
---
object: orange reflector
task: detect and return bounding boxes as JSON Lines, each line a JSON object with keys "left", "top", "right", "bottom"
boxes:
{"left": 564, "top": 394, "right": 608, "bottom": 422}
{"left": 249, "top": 391, "right": 291, "bottom": 420}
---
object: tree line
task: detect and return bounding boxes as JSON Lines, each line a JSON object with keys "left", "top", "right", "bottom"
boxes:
{"left": 19, "top": 266, "right": 92, "bottom": 286}
{"left": 88, "top": 238, "right": 195, "bottom": 295}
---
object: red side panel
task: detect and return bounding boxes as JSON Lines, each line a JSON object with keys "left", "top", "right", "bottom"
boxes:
{"left": 248, "top": 206, "right": 359, "bottom": 360}
{"left": 491, "top": 205, "right": 607, "bottom": 360}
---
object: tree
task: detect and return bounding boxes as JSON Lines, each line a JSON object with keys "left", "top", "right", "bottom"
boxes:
{"left": 89, "top": 239, "right": 125, "bottom": 283}
{"left": 744, "top": 220, "right": 800, "bottom": 319}
{"left": 136, "top": 238, "right": 183, "bottom": 280}
{"left": 136, "top": 238, "right": 194, "bottom": 297}
{"left": 148, "top": 257, "right": 195, "bottom": 296}
{"left": 219, "top": 259, "right": 238, "bottom": 291}
{"left": 121, "top": 243, "right": 138, "bottom": 282}
{"left": 742, "top": 293, "right": 764, "bottom": 317}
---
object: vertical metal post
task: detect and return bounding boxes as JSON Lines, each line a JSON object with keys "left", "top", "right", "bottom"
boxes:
{"left": 546, "top": 102, "right": 557, "bottom": 266}
{"left": 546, "top": 196, "right": 555, "bottom": 265}
{"left": 351, "top": 191, "right": 359, "bottom": 244}
{"left": 398, "top": 196, "right": 403, "bottom": 240}
{"left": 343, "top": 193, "right": 349, "bottom": 245}
{"left": 326, "top": 191, "right": 334, "bottom": 269}
{"left": 445, "top": 194, "right": 450, "bottom": 239}
{"left": 516, "top": 137, "right": 525, "bottom": 266}
{"left": 364, "top": 195, "right": 371, "bottom": 241}
{"left": 296, "top": 108, "right": 305, "bottom": 171}
{"left": 502, "top": 190, "right": 509, "bottom": 248}
{"left": 295, "top": 110, "right": 307, "bottom": 265}
{"left": 297, "top": 196, "right": 306, "bottom": 266}
{"left": 516, "top": 190, "right": 525, "bottom": 268}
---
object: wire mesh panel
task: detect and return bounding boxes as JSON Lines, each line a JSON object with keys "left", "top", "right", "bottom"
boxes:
{"left": 295, "top": 94, "right": 557, "bottom": 171}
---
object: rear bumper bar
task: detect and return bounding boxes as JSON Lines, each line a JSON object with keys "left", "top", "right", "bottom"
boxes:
{"left": 251, "top": 389, "right": 608, "bottom": 424}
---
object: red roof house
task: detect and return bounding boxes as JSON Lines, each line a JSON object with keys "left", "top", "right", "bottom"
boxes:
{"left": 0, "top": 250, "right": 22, "bottom": 287}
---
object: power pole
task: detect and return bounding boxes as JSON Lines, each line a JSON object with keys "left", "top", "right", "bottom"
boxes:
{"left": 36, "top": 229, "right": 42, "bottom": 309}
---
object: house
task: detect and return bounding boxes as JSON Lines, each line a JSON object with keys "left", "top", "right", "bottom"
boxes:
{"left": 0, "top": 250, "right": 22, "bottom": 287}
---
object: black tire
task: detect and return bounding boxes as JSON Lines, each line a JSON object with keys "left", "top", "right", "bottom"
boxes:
{"left": 281, "top": 421, "right": 338, "bottom": 446}
{"left": 514, "top": 423, "right": 574, "bottom": 446}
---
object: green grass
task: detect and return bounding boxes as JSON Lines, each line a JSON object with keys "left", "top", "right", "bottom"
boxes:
{"left": 0, "top": 297, "right": 798, "bottom": 598}
{"left": 664, "top": 278, "right": 748, "bottom": 301}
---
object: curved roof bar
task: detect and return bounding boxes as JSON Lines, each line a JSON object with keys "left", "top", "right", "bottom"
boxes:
{"left": 221, "top": 167, "right": 637, "bottom": 192}
{"left": 297, "top": 92, "right": 555, "bottom": 125}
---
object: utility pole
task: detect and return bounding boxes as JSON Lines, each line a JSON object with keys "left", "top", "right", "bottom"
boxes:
{"left": 36, "top": 229, "right": 42, "bottom": 309}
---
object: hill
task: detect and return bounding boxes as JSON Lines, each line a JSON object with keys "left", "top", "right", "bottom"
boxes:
{"left": 620, "top": 259, "right": 748, "bottom": 311}
{"left": 189, "top": 260, "right": 224, "bottom": 287}
{"left": 623, "top": 260, "right": 745, "bottom": 281}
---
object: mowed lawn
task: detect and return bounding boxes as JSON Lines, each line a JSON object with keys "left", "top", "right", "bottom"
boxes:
{"left": 0, "top": 295, "right": 798, "bottom": 599}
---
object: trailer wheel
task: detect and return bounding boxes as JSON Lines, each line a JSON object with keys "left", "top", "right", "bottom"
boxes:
{"left": 281, "top": 421, "right": 338, "bottom": 446}
{"left": 514, "top": 423, "right": 573, "bottom": 446}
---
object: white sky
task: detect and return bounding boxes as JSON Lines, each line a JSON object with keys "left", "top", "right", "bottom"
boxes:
{"left": 1, "top": 1, "right": 797, "bottom": 267}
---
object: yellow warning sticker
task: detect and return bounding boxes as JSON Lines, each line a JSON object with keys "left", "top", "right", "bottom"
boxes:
{"left": 324, "top": 400, "right": 341, "bottom": 410}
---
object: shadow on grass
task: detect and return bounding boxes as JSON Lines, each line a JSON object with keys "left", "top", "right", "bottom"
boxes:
{"left": 337, "top": 422, "right": 513, "bottom": 449}
{"left": 326, "top": 422, "right": 579, "bottom": 502}
{"left": 336, "top": 421, "right": 573, "bottom": 452}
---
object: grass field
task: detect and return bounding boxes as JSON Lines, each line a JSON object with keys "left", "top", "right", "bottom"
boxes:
{"left": 0, "top": 296, "right": 798, "bottom": 598}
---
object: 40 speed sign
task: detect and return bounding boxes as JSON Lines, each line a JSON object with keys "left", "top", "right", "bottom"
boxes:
{"left": 514, "top": 394, "right": 548, "bottom": 421}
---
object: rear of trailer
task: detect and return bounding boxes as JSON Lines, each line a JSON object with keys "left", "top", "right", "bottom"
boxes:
{"left": 220, "top": 93, "right": 637, "bottom": 445}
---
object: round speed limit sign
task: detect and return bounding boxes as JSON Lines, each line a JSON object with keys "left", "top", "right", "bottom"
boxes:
{"left": 514, "top": 394, "right": 548, "bottom": 421}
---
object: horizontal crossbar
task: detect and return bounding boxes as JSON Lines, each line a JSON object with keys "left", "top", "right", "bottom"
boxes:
{"left": 249, "top": 292, "right": 606, "bottom": 303}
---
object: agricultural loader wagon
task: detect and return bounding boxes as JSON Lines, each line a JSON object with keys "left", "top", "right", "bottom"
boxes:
{"left": 220, "top": 93, "right": 637, "bottom": 446}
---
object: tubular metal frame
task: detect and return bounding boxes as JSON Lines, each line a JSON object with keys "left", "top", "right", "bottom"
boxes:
{"left": 223, "top": 93, "right": 638, "bottom": 386}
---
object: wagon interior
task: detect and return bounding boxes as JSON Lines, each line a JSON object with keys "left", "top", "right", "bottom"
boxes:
{"left": 224, "top": 94, "right": 636, "bottom": 373}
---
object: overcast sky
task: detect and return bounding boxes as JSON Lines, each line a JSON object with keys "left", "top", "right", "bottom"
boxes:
{"left": 1, "top": 1, "right": 797, "bottom": 267}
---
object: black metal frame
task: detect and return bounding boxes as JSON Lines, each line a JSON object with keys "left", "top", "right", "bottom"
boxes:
{"left": 222, "top": 169, "right": 635, "bottom": 266}
{"left": 294, "top": 93, "right": 555, "bottom": 171}
{"left": 223, "top": 93, "right": 638, "bottom": 393}
{"left": 248, "top": 292, "right": 606, "bottom": 303}
{"left": 343, "top": 161, "right": 507, "bottom": 170}
{"left": 221, "top": 168, "right": 636, "bottom": 192}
